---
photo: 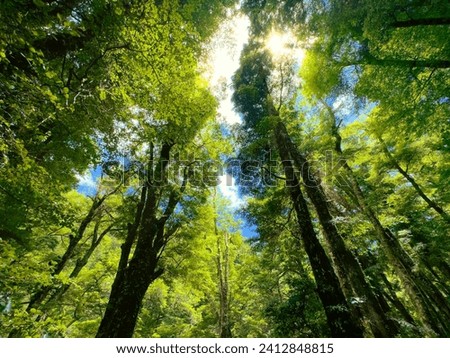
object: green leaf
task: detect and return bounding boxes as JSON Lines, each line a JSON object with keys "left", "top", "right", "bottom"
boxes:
{"left": 33, "top": 0, "right": 46, "bottom": 8}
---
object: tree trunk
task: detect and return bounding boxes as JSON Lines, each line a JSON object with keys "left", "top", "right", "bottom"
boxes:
{"left": 274, "top": 123, "right": 364, "bottom": 338}
{"left": 40, "top": 222, "right": 114, "bottom": 310}
{"left": 8, "top": 188, "right": 118, "bottom": 337}
{"left": 362, "top": 53, "right": 450, "bottom": 69}
{"left": 378, "top": 137, "right": 449, "bottom": 223}
{"left": 26, "top": 200, "right": 101, "bottom": 311}
{"left": 322, "top": 105, "right": 450, "bottom": 336}
{"left": 379, "top": 273, "right": 416, "bottom": 326}
{"left": 217, "top": 232, "right": 232, "bottom": 338}
{"left": 25, "top": 187, "right": 119, "bottom": 313}
{"left": 96, "top": 143, "right": 189, "bottom": 337}
{"left": 277, "top": 121, "right": 398, "bottom": 337}
{"left": 96, "top": 250, "right": 163, "bottom": 338}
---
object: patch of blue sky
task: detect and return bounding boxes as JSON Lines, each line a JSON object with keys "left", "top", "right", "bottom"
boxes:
{"left": 76, "top": 165, "right": 102, "bottom": 196}
{"left": 241, "top": 222, "right": 258, "bottom": 239}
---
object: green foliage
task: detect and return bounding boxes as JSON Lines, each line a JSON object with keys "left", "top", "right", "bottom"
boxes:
{"left": 237, "top": 0, "right": 450, "bottom": 337}
{"left": 2, "top": 0, "right": 449, "bottom": 339}
{"left": 133, "top": 195, "right": 267, "bottom": 338}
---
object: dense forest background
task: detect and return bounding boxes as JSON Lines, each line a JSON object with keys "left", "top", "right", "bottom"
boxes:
{"left": 0, "top": 0, "right": 449, "bottom": 338}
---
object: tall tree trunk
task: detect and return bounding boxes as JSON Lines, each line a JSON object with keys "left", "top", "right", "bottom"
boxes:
{"left": 25, "top": 195, "right": 105, "bottom": 312}
{"left": 40, "top": 222, "right": 114, "bottom": 310}
{"left": 322, "top": 104, "right": 450, "bottom": 336}
{"left": 217, "top": 232, "right": 232, "bottom": 338}
{"left": 96, "top": 246, "right": 164, "bottom": 338}
{"left": 96, "top": 142, "right": 186, "bottom": 338}
{"left": 423, "top": 261, "right": 450, "bottom": 297}
{"left": 8, "top": 186, "right": 119, "bottom": 337}
{"left": 214, "top": 189, "right": 232, "bottom": 338}
{"left": 277, "top": 120, "right": 397, "bottom": 337}
{"left": 274, "top": 123, "right": 364, "bottom": 337}
{"left": 378, "top": 136, "right": 449, "bottom": 223}
{"left": 379, "top": 273, "right": 416, "bottom": 327}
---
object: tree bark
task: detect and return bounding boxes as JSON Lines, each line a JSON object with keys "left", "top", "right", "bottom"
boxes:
{"left": 25, "top": 190, "right": 115, "bottom": 312}
{"left": 8, "top": 187, "right": 119, "bottom": 337}
{"left": 96, "top": 249, "right": 164, "bottom": 338}
{"left": 96, "top": 143, "right": 189, "bottom": 338}
{"left": 379, "top": 273, "right": 416, "bottom": 326}
{"left": 277, "top": 120, "right": 398, "bottom": 337}
{"left": 274, "top": 123, "right": 364, "bottom": 338}
{"left": 378, "top": 137, "right": 450, "bottom": 223}
{"left": 321, "top": 103, "right": 450, "bottom": 336}
{"left": 40, "top": 222, "right": 114, "bottom": 309}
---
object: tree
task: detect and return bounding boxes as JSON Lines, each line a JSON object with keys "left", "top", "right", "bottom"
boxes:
{"left": 132, "top": 193, "right": 266, "bottom": 338}
{"left": 2, "top": 182, "right": 125, "bottom": 337}
{"left": 300, "top": 99, "right": 450, "bottom": 336}
{"left": 232, "top": 41, "right": 364, "bottom": 337}
{"left": 1, "top": 0, "right": 238, "bottom": 338}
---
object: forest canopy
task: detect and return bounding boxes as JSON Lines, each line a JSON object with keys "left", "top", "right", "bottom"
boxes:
{"left": 0, "top": 0, "right": 449, "bottom": 338}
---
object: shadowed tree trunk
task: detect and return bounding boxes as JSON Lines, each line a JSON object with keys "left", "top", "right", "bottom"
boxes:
{"left": 274, "top": 122, "right": 364, "bottom": 338}
{"left": 320, "top": 103, "right": 450, "bottom": 336}
{"left": 362, "top": 54, "right": 450, "bottom": 69}
{"left": 275, "top": 118, "right": 398, "bottom": 337}
{"left": 213, "top": 188, "right": 233, "bottom": 338}
{"left": 96, "top": 142, "right": 189, "bottom": 338}
{"left": 24, "top": 186, "right": 120, "bottom": 309}
{"left": 392, "top": 18, "right": 450, "bottom": 28}
{"left": 41, "top": 221, "right": 115, "bottom": 309}
{"left": 7, "top": 186, "right": 119, "bottom": 337}
{"left": 379, "top": 273, "right": 416, "bottom": 326}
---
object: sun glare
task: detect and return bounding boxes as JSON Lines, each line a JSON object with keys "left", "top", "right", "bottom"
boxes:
{"left": 266, "top": 31, "right": 292, "bottom": 56}
{"left": 265, "top": 31, "right": 306, "bottom": 64}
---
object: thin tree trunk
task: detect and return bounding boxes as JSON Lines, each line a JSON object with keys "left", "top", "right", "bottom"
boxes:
{"left": 40, "top": 222, "right": 114, "bottom": 308}
{"left": 423, "top": 260, "right": 450, "bottom": 297}
{"left": 25, "top": 187, "right": 119, "bottom": 312}
{"left": 8, "top": 187, "right": 119, "bottom": 337}
{"left": 438, "top": 262, "right": 450, "bottom": 283}
{"left": 378, "top": 137, "right": 449, "bottom": 223}
{"left": 217, "top": 232, "right": 232, "bottom": 338}
{"left": 26, "top": 201, "right": 99, "bottom": 311}
{"left": 361, "top": 54, "right": 450, "bottom": 69}
{"left": 321, "top": 103, "right": 450, "bottom": 336}
{"left": 379, "top": 273, "right": 416, "bottom": 326}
